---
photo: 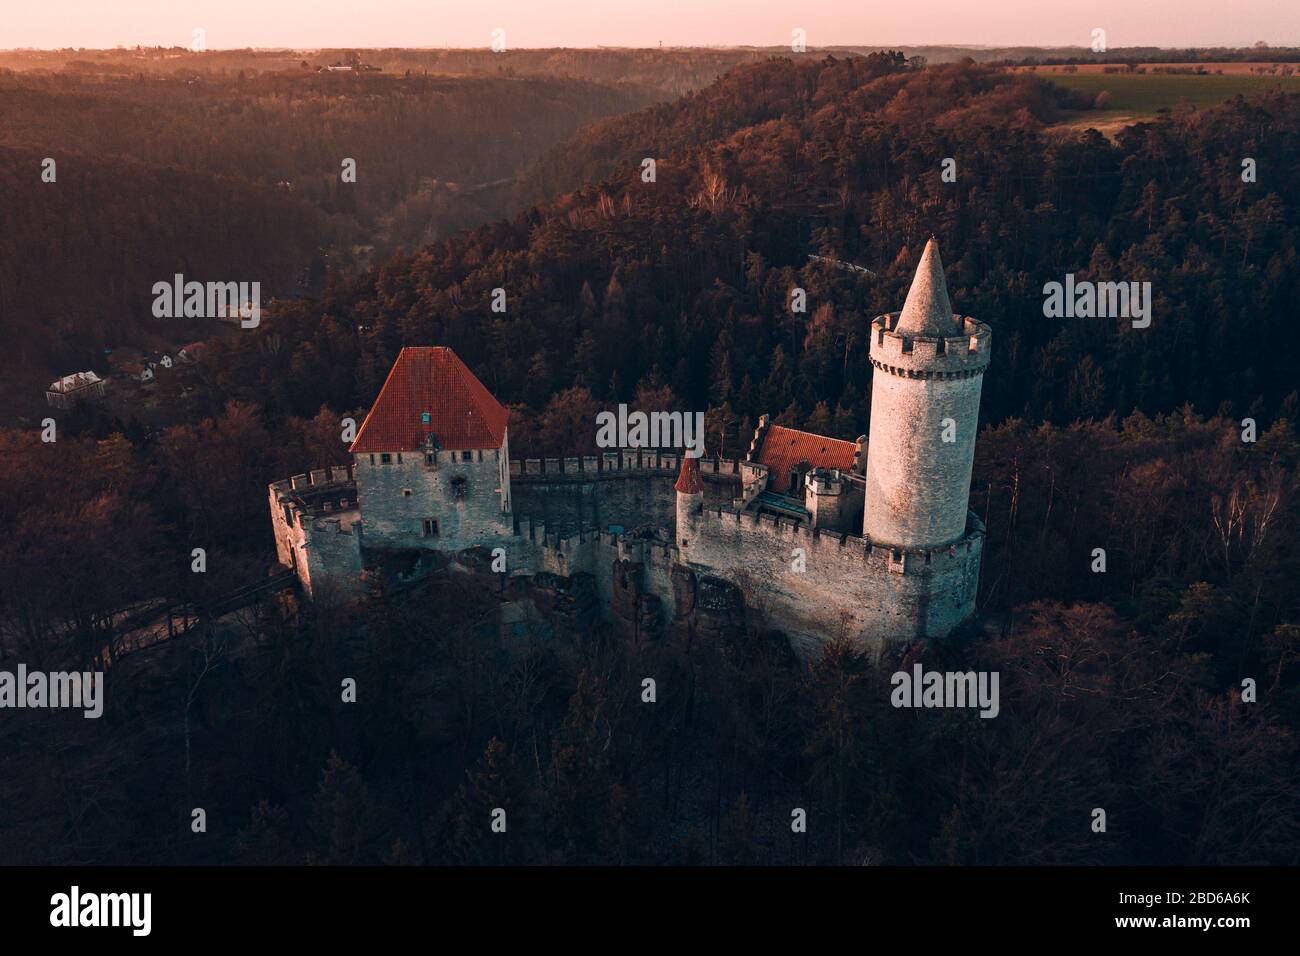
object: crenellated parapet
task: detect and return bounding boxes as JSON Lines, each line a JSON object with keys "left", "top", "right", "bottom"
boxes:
{"left": 267, "top": 463, "right": 363, "bottom": 598}
{"left": 269, "top": 464, "right": 359, "bottom": 529}
{"left": 692, "top": 503, "right": 984, "bottom": 576}
{"left": 510, "top": 448, "right": 741, "bottom": 483}
{"left": 869, "top": 311, "right": 992, "bottom": 379}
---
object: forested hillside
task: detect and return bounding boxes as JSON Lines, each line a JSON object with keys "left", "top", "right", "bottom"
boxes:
{"left": 3, "top": 55, "right": 1298, "bottom": 867}
{"left": 200, "top": 57, "right": 1299, "bottom": 446}
{"left": 0, "top": 69, "right": 655, "bottom": 404}
{"left": 515, "top": 52, "right": 1092, "bottom": 203}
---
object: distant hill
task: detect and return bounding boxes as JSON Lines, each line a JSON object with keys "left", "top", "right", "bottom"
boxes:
{"left": 0, "top": 69, "right": 656, "bottom": 408}
{"left": 194, "top": 56, "right": 1300, "bottom": 450}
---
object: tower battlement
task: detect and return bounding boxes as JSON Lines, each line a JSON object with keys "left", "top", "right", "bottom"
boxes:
{"left": 869, "top": 311, "right": 992, "bottom": 377}
{"left": 269, "top": 465, "right": 358, "bottom": 525}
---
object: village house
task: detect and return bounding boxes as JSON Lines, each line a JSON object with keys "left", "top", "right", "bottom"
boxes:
{"left": 46, "top": 371, "right": 107, "bottom": 409}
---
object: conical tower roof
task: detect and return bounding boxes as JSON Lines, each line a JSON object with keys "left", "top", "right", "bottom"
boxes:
{"left": 895, "top": 238, "right": 957, "bottom": 336}
{"left": 675, "top": 454, "right": 704, "bottom": 494}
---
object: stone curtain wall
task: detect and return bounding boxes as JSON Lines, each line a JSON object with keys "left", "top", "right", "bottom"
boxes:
{"left": 513, "top": 470, "right": 738, "bottom": 532}
{"left": 269, "top": 451, "right": 981, "bottom": 656}
{"left": 680, "top": 506, "right": 983, "bottom": 654}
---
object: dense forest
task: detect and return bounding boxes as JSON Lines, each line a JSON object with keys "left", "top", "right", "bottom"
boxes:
{"left": 1, "top": 54, "right": 1298, "bottom": 865}
{"left": 0, "top": 68, "right": 655, "bottom": 407}
{"left": 198, "top": 56, "right": 1299, "bottom": 440}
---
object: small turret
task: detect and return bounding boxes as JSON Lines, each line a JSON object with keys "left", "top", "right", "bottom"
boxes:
{"left": 803, "top": 467, "right": 846, "bottom": 530}
{"left": 675, "top": 454, "right": 704, "bottom": 550}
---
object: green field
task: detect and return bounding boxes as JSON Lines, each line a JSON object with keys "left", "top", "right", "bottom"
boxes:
{"left": 1047, "top": 72, "right": 1300, "bottom": 112}
{"left": 1042, "top": 72, "right": 1300, "bottom": 137}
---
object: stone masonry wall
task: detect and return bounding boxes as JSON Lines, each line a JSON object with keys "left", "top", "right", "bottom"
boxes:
{"left": 863, "top": 371, "right": 984, "bottom": 549}
{"left": 354, "top": 444, "right": 512, "bottom": 551}
{"left": 679, "top": 506, "right": 982, "bottom": 657}
{"left": 269, "top": 450, "right": 982, "bottom": 658}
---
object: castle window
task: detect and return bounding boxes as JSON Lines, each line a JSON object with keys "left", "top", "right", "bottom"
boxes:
{"left": 402, "top": 489, "right": 412, "bottom": 497}
{"left": 425, "top": 453, "right": 435, "bottom": 465}
{"left": 423, "top": 518, "right": 439, "bottom": 537}
{"left": 369, "top": 454, "right": 375, "bottom": 466}
{"left": 381, "top": 453, "right": 392, "bottom": 464}
{"left": 461, "top": 450, "right": 472, "bottom": 462}
{"left": 451, "top": 476, "right": 467, "bottom": 500}
{"left": 397, "top": 453, "right": 403, "bottom": 464}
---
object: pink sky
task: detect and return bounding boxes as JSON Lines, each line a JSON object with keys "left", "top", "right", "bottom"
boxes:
{"left": 5, "top": 0, "right": 1298, "bottom": 50}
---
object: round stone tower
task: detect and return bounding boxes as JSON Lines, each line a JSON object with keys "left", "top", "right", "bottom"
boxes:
{"left": 674, "top": 454, "right": 704, "bottom": 550}
{"left": 863, "top": 239, "right": 992, "bottom": 549}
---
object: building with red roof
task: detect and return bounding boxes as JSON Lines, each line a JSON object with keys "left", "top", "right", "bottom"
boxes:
{"left": 350, "top": 347, "right": 508, "bottom": 454}
{"left": 751, "top": 423, "right": 858, "bottom": 494}
{"left": 348, "top": 347, "right": 513, "bottom": 552}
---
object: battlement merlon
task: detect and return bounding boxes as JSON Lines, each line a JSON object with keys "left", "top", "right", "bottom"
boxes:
{"left": 269, "top": 464, "right": 358, "bottom": 519}
{"left": 869, "top": 312, "right": 992, "bottom": 377}
{"left": 805, "top": 467, "right": 846, "bottom": 496}
{"left": 509, "top": 450, "right": 740, "bottom": 483}
{"left": 691, "top": 503, "right": 984, "bottom": 574}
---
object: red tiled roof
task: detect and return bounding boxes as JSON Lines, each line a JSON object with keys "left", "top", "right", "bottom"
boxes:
{"left": 674, "top": 454, "right": 704, "bottom": 494}
{"left": 349, "top": 347, "right": 508, "bottom": 453}
{"left": 755, "top": 424, "right": 857, "bottom": 494}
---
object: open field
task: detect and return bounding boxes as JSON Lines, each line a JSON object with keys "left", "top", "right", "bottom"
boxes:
{"left": 1043, "top": 70, "right": 1300, "bottom": 109}
{"left": 1034, "top": 69, "right": 1300, "bottom": 138}
{"left": 1014, "top": 61, "right": 1298, "bottom": 76}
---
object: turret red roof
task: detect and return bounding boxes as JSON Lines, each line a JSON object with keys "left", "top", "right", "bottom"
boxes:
{"left": 674, "top": 454, "right": 704, "bottom": 494}
{"left": 349, "top": 347, "right": 508, "bottom": 453}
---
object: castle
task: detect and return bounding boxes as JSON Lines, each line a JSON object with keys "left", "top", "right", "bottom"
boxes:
{"left": 268, "top": 239, "right": 992, "bottom": 657}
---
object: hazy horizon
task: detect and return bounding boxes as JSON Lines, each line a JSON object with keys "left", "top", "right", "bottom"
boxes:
{"left": 6, "top": 0, "right": 1299, "bottom": 51}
